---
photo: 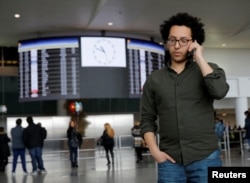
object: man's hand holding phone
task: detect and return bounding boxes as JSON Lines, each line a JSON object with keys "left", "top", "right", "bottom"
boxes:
{"left": 188, "top": 40, "right": 213, "bottom": 76}
{"left": 187, "top": 40, "right": 203, "bottom": 61}
{"left": 187, "top": 48, "right": 196, "bottom": 60}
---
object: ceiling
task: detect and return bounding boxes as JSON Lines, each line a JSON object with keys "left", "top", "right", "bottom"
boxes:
{"left": 1, "top": 0, "right": 250, "bottom": 49}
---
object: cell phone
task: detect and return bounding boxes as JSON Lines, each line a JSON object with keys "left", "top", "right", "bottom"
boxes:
{"left": 187, "top": 48, "right": 196, "bottom": 60}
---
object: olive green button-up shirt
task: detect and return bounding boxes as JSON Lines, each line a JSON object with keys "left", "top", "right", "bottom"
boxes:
{"left": 140, "top": 61, "right": 229, "bottom": 165}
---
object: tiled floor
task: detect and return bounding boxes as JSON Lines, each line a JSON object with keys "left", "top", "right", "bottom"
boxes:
{"left": 1, "top": 147, "right": 250, "bottom": 183}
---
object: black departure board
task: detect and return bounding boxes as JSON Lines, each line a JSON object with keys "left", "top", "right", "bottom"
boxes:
{"left": 127, "top": 39, "right": 165, "bottom": 97}
{"left": 18, "top": 37, "right": 80, "bottom": 101}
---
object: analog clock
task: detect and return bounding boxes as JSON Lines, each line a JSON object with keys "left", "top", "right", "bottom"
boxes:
{"left": 93, "top": 39, "right": 116, "bottom": 65}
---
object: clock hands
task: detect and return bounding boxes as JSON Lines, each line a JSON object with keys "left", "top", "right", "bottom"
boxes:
{"left": 93, "top": 39, "right": 116, "bottom": 64}
{"left": 95, "top": 46, "right": 110, "bottom": 62}
{"left": 96, "top": 46, "right": 105, "bottom": 53}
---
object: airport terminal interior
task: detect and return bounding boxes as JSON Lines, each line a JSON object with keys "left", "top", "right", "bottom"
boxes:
{"left": 2, "top": 1, "right": 250, "bottom": 183}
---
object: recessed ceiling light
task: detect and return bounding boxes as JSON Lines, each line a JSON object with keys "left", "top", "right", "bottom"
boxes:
{"left": 108, "top": 22, "right": 114, "bottom": 26}
{"left": 14, "top": 14, "right": 21, "bottom": 18}
{"left": 222, "top": 43, "right": 226, "bottom": 47}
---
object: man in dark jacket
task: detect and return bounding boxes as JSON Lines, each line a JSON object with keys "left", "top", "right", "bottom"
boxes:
{"left": 0, "top": 126, "right": 10, "bottom": 172}
{"left": 23, "top": 116, "right": 47, "bottom": 175}
{"left": 244, "top": 111, "right": 250, "bottom": 152}
{"left": 11, "top": 118, "right": 28, "bottom": 175}
{"left": 37, "top": 122, "right": 47, "bottom": 148}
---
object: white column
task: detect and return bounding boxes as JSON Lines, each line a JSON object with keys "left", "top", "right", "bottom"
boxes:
{"left": 235, "top": 97, "right": 248, "bottom": 128}
{"left": 57, "top": 100, "right": 67, "bottom": 116}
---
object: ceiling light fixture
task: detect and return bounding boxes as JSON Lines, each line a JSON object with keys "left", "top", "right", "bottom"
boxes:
{"left": 14, "top": 14, "right": 21, "bottom": 18}
{"left": 108, "top": 22, "right": 114, "bottom": 26}
{"left": 222, "top": 113, "right": 227, "bottom": 116}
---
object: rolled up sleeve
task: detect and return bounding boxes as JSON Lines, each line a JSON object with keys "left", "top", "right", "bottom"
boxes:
{"left": 140, "top": 78, "right": 158, "bottom": 137}
{"left": 204, "top": 63, "right": 230, "bottom": 100}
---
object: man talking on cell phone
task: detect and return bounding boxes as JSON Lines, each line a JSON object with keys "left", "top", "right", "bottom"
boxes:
{"left": 140, "top": 12, "right": 229, "bottom": 183}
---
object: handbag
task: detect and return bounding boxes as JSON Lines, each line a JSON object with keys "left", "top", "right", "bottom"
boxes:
{"left": 96, "top": 138, "right": 103, "bottom": 146}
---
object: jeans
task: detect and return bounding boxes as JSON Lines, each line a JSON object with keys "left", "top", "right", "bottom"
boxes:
{"left": 28, "top": 147, "right": 45, "bottom": 171}
{"left": 158, "top": 150, "right": 222, "bottom": 183}
{"left": 12, "top": 148, "right": 27, "bottom": 172}
{"left": 69, "top": 146, "right": 78, "bottom": 166}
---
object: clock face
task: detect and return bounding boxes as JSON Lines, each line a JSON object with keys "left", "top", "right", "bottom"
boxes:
{"left": 81, "top": 37, "right": 126, "bottom": 67}
{"left": 93, "top": 39, "right": 116, "bottom": 64}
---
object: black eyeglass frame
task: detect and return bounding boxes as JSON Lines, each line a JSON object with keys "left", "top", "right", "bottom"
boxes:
{"left": 167, "top": 37, "right": 193, "bottom": 46}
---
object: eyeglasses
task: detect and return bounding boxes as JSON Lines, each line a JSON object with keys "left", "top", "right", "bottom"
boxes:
{"left": 167, "top": 37, "right": 192, "bottom": 46}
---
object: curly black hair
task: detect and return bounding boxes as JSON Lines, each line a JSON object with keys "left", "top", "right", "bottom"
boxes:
{"left": 160, "top": 13, "right": 205, "bottom": 45}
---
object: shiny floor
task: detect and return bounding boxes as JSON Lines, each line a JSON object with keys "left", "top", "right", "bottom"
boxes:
{"left": 1, "top": 147, "right": 250, "bottom": 183}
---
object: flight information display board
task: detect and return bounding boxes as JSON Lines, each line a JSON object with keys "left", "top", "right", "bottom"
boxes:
{"left": 127, "top": 39, "right": 165, "bottom": 97}
{"left": 18, "top": 37, "right": 80, "bottom": 101}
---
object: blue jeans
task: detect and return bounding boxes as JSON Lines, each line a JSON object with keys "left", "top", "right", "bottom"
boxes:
{"left": 158, "top": 150, "right": 222, "bottom": 183}
{"left": 69, "top": 146, "right": 78, "bottom": 166}
{"left": 28, "top": 147, "right": 45, "bottom": 171}
{"left": 12, "top": 148, "right": 27, "bottom": 172}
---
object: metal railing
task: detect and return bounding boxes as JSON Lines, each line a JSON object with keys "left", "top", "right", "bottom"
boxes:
{"left": 220, "top": 129, "right": 248, "bottom": 158}
{"left": 10, "top": 132, "right": 248, "bottom": 162}
{"left": 36, "top": 135, "right": 135, "bottom": 160}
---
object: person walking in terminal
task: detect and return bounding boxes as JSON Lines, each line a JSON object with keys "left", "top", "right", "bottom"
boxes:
{"left": 10, "top": 118, "right": 28, "bottom": 175}
{"left": 100, "top": 123, "right": 115, "bottom": 165}
{"left": 0, "top": 127, "right": 11, "bottom": 172}
{"left": 140, "top": 12, "right": 229, "bottom": 183}
{"left": 67, "top": 120, "right": 83, "bottom": 168}
{"left": 23, "top": 116, "right": 47, "bottom": 175}
{"left": 244, "top": 110, "right": 250, "bottom": 152}
{"left": 131, "top": 121, "right": 144, "bottom": 163}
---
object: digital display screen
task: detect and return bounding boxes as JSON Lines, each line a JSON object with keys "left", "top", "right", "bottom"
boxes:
{"left": 18, "top": 37, "right": 80, "bottom": 101}
{"left": 127, "top": 39, "right": 165, "bottom": 97}
{"left": 18, "top": 36, "right": 165, "bottom": 101}
{"left": 80, "top": 37, "right": 126, "bottom": 67}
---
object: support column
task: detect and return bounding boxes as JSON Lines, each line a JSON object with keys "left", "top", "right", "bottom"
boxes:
{"left": 235, "top": 97, "right": 248, "bottom": 128}
{"left": 57, "top": 100, "right": 67, "bottom": 116}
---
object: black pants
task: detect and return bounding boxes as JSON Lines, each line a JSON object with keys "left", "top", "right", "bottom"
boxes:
{"left": 0, "top": 157, "right": 8, "bottom": 171}
{"left": 135, "top": 147, "right": 143, "bottom": 161}
{"left": 104, "top": 145, "right": 114, "bottom": 164}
